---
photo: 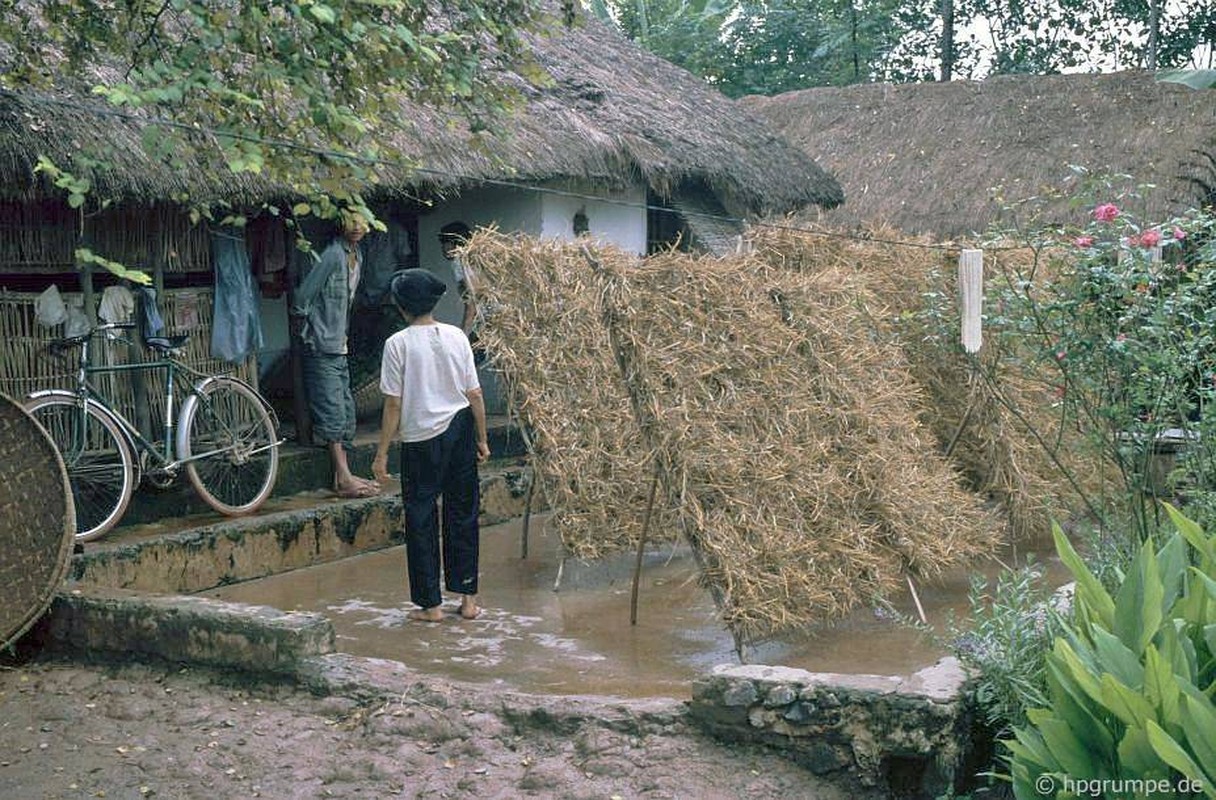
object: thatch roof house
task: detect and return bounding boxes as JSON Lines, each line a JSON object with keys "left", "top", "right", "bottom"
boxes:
{"left": 741, "top": 70, "right": 1216, "bottom": 238}
{"left": 1, "top": 12, "right": 841, "bottom": 247}
{"left": 1, "top": 11, "right": 841, "bottom": 429}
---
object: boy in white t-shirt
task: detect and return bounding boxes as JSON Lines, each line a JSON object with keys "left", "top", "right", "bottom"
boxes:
{"left": 372, "top": 269, "right": 490, "bottom": 622}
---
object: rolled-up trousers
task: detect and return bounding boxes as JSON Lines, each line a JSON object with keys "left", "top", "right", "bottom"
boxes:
{"left": 401, "top": 407, "right": 480, "bottom": 609}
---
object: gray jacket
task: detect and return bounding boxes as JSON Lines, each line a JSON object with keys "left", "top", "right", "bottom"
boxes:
{"left": 292, "top": 238, "right": 361, "bottom": 355}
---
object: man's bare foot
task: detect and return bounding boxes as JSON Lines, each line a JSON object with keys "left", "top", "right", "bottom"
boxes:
{"left": 333, "top": 477, "right": 380, "bottom": 499}
{"left": 459, "top": 598, "right": 481, "bottom": 620}
{"left": 408, "top": 607, "right": 445, "bottom": 622}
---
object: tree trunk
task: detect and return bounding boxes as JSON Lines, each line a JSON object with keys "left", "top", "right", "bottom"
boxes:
{"left": 940, "top": 0, "right": 955, "bottom": 81}
{"left": 1147, "top": 0, "right": 1160, "bottom": 70}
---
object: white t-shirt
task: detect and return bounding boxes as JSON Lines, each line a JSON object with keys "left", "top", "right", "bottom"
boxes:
{"left": 379, "top": 322, "right": 480, "bottom": 443}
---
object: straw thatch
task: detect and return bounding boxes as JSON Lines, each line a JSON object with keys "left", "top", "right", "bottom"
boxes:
{"left": 470, "top": 235, "right": 682, "bottom": 559}
{"left": 0, "top": 11, "right": 840, "bottom": 218}
{"left": 466, "top": 229, "right": 1000, "bottom": 641}
{"left": 741, "top": 71, "right": 1216, "bottom": 238}
{"left": 770, "top": 225, "right": 1102, "bottom": 541}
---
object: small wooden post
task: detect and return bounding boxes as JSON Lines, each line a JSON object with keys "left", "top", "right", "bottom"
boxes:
{"left": 133, "top": 259, "right": 167, "bottom": 440}
{"left": 906, "top": 574, "right": 928, "bottom": 626}
{"left": 520, "top": 465, "right": 536, "bottom": 559}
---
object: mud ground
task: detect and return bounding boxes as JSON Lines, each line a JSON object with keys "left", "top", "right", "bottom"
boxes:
{"left": 0, "top": 657, "right": 883, "bottom": 800}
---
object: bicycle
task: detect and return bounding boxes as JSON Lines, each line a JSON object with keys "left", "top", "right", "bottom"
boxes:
{"left": 25, "top": 321, "right": 283, "bottom": 542}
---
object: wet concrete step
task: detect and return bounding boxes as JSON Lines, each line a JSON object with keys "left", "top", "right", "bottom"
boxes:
{"left": 118, "top": 414, "right": 528, "bottom": 527}
{"left": 73, "top": 459, "right": 541, "bottom": 594}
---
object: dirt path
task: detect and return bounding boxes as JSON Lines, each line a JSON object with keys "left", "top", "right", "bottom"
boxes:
{"left": 0, "top": 657, "right": 879, "bottom": 799}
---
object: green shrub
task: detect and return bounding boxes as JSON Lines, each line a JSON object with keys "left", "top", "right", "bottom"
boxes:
{"left": 949, "top": 563, "right": 1060, "bottom": 739}
{"left": 1004, "top": 504, "right": 1216, "bottom": 799}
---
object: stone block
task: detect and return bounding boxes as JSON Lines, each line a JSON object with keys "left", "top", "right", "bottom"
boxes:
{"left": 44, "top": 587, "right": 334, "bottom": 675}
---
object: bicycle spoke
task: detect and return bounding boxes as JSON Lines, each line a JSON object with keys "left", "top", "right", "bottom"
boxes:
{"left": 27, "top": 396, "right": 135, "bottom": 541}
{"left": 182, "top": 379, "right": 279, "bottom": 515}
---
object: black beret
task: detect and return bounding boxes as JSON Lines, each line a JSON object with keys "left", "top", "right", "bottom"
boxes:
{"left": 390, "top": 269, "right": 447, "bottom": 316}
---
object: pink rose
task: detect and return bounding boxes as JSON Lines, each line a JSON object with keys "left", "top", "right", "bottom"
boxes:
{"left": 1140, "top": 230, "right": 1161, "bottom": 248}
{"left": 1173, "top": 227, "right": 1187, "bottom": 241}
{"left": 1074, "top": 235, "right": 1095, "bottom": 248}
{"left": 1055, "top": 350, "right": 1067, "bottom": 361}
{"left": 1093, "top": 203, "right": 1120, "bottom": 222}
{"left": 1116, "top": 333, "right": 1127, "bottom": 342}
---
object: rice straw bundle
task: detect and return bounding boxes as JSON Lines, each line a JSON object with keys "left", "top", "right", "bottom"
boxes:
{"left": 466, "top": 229, "right": 1014, "bottom": 641}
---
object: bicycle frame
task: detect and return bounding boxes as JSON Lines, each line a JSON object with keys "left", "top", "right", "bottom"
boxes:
{"left": 34, "top": 324, "right": 279, "bottom": 475}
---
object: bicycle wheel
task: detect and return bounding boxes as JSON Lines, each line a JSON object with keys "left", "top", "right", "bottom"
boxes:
{"left": 179, "top": 377, "right": 279, "bottom": 515}
{"left": 25, "top": 395, "right": 136, "bottom": 542}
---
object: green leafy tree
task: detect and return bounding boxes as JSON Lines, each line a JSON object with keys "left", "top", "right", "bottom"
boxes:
{"left": 594, "top": 0, "right": 1214, "bottom": 90}
{"left": 943, "top": 0, "right": 1214, "bottom": 77}
{"left": 0, "top": 0, "right": 558, "bottom": 233}
{"left": 592, "top": 0, "right": 935, "bottom": 96}
{"left": 980, "top": 175, "right": 1216, "bottom": 541}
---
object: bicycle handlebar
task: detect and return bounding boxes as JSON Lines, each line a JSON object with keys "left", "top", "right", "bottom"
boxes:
{"left": 46, "top": 322, "right": 138, "bottom": 356}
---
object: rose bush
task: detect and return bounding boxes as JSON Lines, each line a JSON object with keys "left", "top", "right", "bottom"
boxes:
{"left": 986, "top": 184, "right": 1216, "bottom": 542}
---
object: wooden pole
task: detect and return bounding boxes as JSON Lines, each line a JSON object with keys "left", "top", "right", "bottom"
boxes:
{"left": 80, "top": 262, "right": 96, "bottom": 325}
{"left": 630, "top": 462, "right": 661, "bottom": 626}
{"left": 520, "top": 464, "right": 536, "bottom": 559}
{"left": 578, "top": 246, "right": 734, "bottom": 640}
{"left": 133, "top": 258, "right": 167, "bottom": 440}
{"left": 906, "top": 574, "right": 928, "bottom": 626}
{"left": 284, "top": 234, "right": 312, "bottom": 445}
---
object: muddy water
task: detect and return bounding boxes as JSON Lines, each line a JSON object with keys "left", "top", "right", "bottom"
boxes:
{"left": 205, "top": 513, "right": 1069, "bottom": 699}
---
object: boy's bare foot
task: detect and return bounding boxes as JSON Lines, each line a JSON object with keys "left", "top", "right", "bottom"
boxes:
{"left": 408, "top": 607, "right": 445, "bottom": 623}
{"left": 459, "top": 598, "right": 481, "bottom": 620}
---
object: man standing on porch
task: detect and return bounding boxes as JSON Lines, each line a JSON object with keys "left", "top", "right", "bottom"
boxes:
{"left": 292, "top": 212, "right": 381, "bottom": 499}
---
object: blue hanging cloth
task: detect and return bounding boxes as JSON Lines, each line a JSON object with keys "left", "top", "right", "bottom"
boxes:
{"left": 135, "top": 285, "right": 165, "bottom": 340}
{"left": 210, "top": 227, "right": 264, "bottom": 363}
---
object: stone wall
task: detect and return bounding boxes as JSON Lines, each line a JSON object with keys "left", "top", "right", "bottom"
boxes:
{"left": 688, "top": 658, "right": 973, "bottom": 798}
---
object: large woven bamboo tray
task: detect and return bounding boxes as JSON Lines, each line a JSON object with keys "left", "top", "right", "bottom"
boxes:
{"left": 0, "top": 393, "right": 75, "bottom": 649}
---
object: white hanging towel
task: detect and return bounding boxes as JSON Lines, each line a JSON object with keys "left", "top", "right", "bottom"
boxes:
{"left": 959, "top": 249, "right": 983, "bottom": 354}
{"left": 98, "top": 285, "right": 136, "bottom": 323}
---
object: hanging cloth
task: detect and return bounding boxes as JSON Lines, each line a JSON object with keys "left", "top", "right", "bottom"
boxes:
{"left": 98, "top": 285, "right": 136, "bottom": 324}
{"left": 135, "top": 285, "right": 166, "bottom": 340}
{"left": 210, "top": 227, "right": 264, "bottom": 363}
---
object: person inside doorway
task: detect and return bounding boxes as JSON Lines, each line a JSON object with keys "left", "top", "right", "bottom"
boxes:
{"left": 438, "top": 222, "right": 482, "bottom": 341}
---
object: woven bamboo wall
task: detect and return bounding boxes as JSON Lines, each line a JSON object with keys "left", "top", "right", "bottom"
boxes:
{"left": 0, "top": 202, "right": 211, "bottom": 274}
{"left": 0, "top": 287, "right": 256, "bottom": 439}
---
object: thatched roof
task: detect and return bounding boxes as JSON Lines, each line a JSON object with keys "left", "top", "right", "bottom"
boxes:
{"left": 741, "top": 70, "right": 1216, "bottom": 238}
{"left": 0, "top": 12, "right": 841, "bottom": 217}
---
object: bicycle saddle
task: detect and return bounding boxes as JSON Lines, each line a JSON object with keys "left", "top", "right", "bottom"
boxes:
{"left": 145, "top": 334, "right": 191, "bottom": 352}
